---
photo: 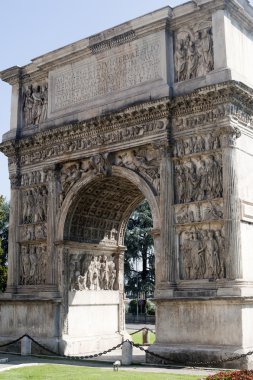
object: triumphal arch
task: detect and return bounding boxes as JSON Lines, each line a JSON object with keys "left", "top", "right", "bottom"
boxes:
{"left": 1, "top": 0, "right": 253, "bottom": 368}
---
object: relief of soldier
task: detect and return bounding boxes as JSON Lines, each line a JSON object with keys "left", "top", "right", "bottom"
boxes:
{"left": 69, "top": 253, "right": 117, "bottom": 291}
{"left": 23, "top": 84, "right": 48, "bottom": 126}
{"left": 180, "top": 228, "right": 226, "bottom": 280}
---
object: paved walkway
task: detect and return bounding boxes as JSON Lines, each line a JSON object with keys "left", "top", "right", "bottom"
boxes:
{"left": 0, "top": 351, "right": 219, "bottom": 378}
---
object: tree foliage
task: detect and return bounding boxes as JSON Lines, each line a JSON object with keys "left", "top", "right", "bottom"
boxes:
{"left": 124, "top": 200, "right": 154, "bottom": 298}
{"left": 0, "top": 196, "right": 9, "bottom": 292}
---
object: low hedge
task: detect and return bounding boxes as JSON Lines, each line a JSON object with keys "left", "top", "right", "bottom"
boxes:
{"left": 206, "top": 370, "right": 253, "bottom": 380}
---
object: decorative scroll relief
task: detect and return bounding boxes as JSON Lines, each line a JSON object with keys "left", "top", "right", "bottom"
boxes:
{"left": 241, "top": 201, "right": 253, "bottom": 223}
{"left": 49, "top": 34, "right": 162, "bottom": 115}
{"left": 175, "top": 199, "right": 223, "bottom": 225}
{"left": 174, "top": 22, "right": 214, "bottom": 82}
{"left": 175, "top": 154, "right": 223, "bottom": 204}
{"left": 23, "top": 84, "right": 48, "bottom": 126}
{"left": 69, "top": 253, "right": 117, "bottom": 291}
{"left": 20, "top": 244, "right": 48, "bottom": 285}
{"left": 179, "top": 225, "right": 226, "bottom": 280}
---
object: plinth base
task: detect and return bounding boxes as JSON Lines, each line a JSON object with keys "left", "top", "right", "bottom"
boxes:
{"left": 146, "top": 343, "right": 253, "bottom": 369}
{"left": 153, "top": 295, "right": 253, "bottom": 369}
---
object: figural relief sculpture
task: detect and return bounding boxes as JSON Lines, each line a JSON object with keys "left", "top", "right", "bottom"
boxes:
{"left": 20, "top": 244, "right": 48, "bottom": 285}
{"left": 69, "top": 253, "right": 117, "bottom": 291}
{"left": 175, "top": 200, "right": 223, "bottom": 224}
{"left": 174, "top": 23, "right": 214, "bottom": 82}
{"left": 180, "top": 227, "right": 226, "bottom": 280}
{"left": 23, "top": 84, "right": 48, "bottom": 126}
{"left": 22, "top": 186, "right": 48, "bottom": 224}
{"left": 175, "top": 154, "right": 222, "bottom": 203}
{"left": 173, "top": 133, "right": 221, "bottom": 157}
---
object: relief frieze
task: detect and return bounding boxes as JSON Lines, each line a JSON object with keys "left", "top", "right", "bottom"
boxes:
{"left": 174, "top": 153, "right": 223, "bottom": 204}
{"left": 20, "top": 223, "right": 47, "bottom": 242}
{"left": 179, "top": 225, "right": 226, "bottom": 280}
{"left": 18, "top": 118, "right": 167, "bottom": 167}
{"left": 173, "top": 132, "right": 221, "bottom": 157}
{"left": 69, "top": 253, "right": 117, "bottom": 291}
{"left": 175, "top": 199, "right": 223, "bottom": 225}
{"left": 23, "top": 83, "right": 48, "bottom": 126}
{"left": 22, "top": 186, "right": 48, "bottom": 224}
{"left": 174, "top": 22, "right": 214, "bottom": 82}
{"left": 20, "top": 244, "right": 48, "bottom": 285}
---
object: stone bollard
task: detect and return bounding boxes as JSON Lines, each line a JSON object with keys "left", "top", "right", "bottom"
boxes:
{"left": 21, "top": 336, "right": 31, "bottom": 356}
{"left": 121, "top": 340, "right": 132, "bottom": 365}
{"left": 142, "top": 328, "right": 149, "bottom": 345}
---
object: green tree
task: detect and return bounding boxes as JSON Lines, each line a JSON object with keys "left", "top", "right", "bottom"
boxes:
{"left": 0, "top": 196, "right": 9, "bottom": 292}
{"left": 124, "top": 200, "right": 154, "bottom": 300}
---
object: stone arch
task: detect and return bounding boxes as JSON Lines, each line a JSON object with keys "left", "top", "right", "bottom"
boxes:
{"left": 56, "top": 166, "right": 160, "bottom": 354}
{"left": 57, "top": 166, "right": 160, "bottom": 244}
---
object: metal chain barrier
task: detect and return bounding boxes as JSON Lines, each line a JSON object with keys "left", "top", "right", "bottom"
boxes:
{"left": 131, "top": 341, "right": 253, "bottom": 367}
{"left": 129, "top": 327, "right": 156, "bottom": 336}
{"left": 1, "top": 333, "right": 253, "bottom": 367}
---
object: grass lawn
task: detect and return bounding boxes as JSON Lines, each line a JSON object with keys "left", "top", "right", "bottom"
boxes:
{"left": 0, "top": 364, "right": 202, "bottom": 379}
{"left": 131, "top": 330, "right": 156, "bottom": 345}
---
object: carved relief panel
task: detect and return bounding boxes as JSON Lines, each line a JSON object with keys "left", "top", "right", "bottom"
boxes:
{"left": 21, "top": 186, "right": 48, "bottom": 224}
{"left": 173, "top": 132, "right": 221, "bottom": 157}
{"left": 23, "top": 83, "right": 48, "bottom": 126}
{"left": 68, "top": 252, "right": 117, "bottom": 291}
{"left": 179, "top": 225, "right": 226, "bottom": 281}
{"left": 175, "top": 199, "right": 223, "bottom": 225}
{"left": 174, "top": 153, "right": 223, "bottom": 203}
{"left": 19, "top": 244, "right": 48, "bottom": 285}
{"left": 114, "top": 144, "right": 161, "bottom": 192}
{"left": 174, "top": 21, "right": 214, "bottom": 82}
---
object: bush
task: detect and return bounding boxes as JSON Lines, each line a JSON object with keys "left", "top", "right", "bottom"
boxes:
{"left": 206, "top": 370, "right": 253, "bottom": 380}
{"left": 128, "top": 299, "right": 156, "bottom": 315}
{"left": 146, "top": 300, "right": 155, "bottom": 315}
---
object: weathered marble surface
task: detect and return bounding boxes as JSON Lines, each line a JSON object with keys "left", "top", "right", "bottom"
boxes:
{"left": 1, "top": 0, "right": 253, "bottom": 369}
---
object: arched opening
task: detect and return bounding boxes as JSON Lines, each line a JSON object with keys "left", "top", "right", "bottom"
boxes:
{"left": 57, "top": 169, "right": 159, "bottom": 355}
{"left": 124, "top": 200, "right": 155, "bottom": 323}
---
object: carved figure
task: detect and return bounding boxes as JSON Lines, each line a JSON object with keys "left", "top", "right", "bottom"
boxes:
{"left": 20, "top": 246, "right": 30, "bottom": 285}
{"left": 108, "top": 261, "right": 117, "bottom": 290}
{"left": 175, "top": 26, "right": 214, "bottom": 82}
{"left": 41, "top": 86, "right": 48, "bottom": 121}
{"left": 23, "top": 86, "right": 34, "bottom": 125}
{"left": 175, "top": 38, "right": 188, "bottom": 82}
{"left": 175, "top": 154, "right": 222, "bottom": 204}
{"left": 69, "top": 253, "right": 117, "bottom": 291}
{"left": 181, "top": 232, "right": 192, "bottom": 279}
{"left": 180, "top": 227, "right": 226, "bottom": 280}
{"left": 23, "top": 84, "right": 48, "bottom": 126}
{"left": 99, "top": 255, "right": 108, "bottom": 290}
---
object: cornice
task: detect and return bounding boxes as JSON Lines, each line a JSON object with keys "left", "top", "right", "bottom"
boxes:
{"left": 0, "top": 97, "right": 170, "bottom": 159}
{"left": 171, "top": 81, "right": 253, "bottom": 116}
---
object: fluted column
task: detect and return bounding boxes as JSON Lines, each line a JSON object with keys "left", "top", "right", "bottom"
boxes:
{"left": 116, "top": 246, "right": 125, "bottom": 332}
{"left": 45, "top": 166, "right": 58, "bottom": 285}
{"left": 221, "top": 126, "right": 242, "bottom": 280}
{"left": 6, "top": 166, "right": 20, "bottom": 293}
{"left": 156, "top": 140, "right": 175, "bottom": 290}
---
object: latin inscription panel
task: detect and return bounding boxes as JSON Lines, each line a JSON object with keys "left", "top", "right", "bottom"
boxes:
{"left": 48, "top": 33, "right": 163, "bottom": 116}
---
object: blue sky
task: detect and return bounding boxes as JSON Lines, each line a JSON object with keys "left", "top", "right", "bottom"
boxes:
{"left": 0, "top": 0, "right": 185, "bottom": 200}
{"left": 0, "top": 0, "right": 252, "bottom": 200}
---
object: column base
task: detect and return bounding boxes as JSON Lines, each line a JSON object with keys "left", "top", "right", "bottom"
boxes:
{"left": 153, "top": 296, "right": 253, "bottom": 369}
{"left": 146, "top": 344, "right": 253, "bottom": 369}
